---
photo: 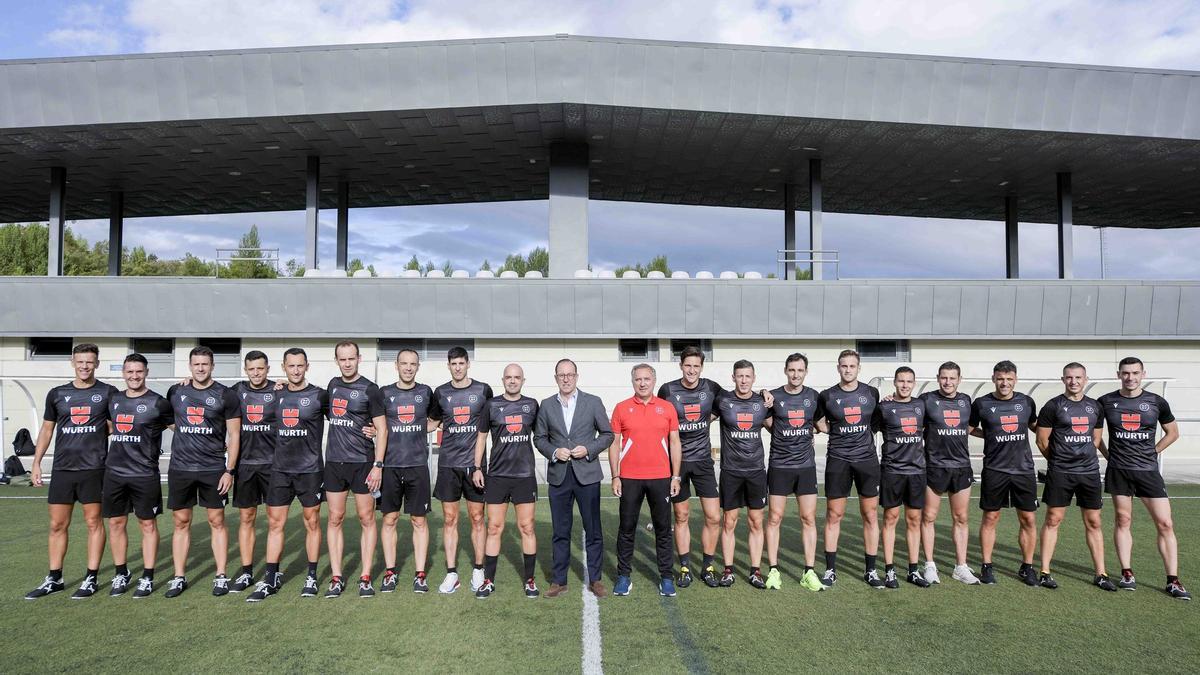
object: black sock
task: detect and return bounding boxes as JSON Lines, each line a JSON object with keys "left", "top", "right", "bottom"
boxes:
{"left": 886, "top": 563, "right": 895, "bottom": 573}
{"left": 804, "top": 565, "right": 813, "bottom": 573}
{"left": 679, "top": 553, "right": 690, "bottom": 568}
{"left": 415, "top": 569, "right": 426, "bottom": 578}
{"left": 702, "top": 554, "right": 714, "bottom": 567}
{"left": 751, "top": 566, "right": 761, "bottom": 575}
{"left": 241, "top": 564, "right": 253, "bottom": 576}
{"left": 908, "top": 563, "right": 918, "bottom": 574}
{"left": 447, "top": 566, "right": 457, "bottom": 575}
{"left": 86, "top": 568, "right": 98, "bottom": 579}
{"left": 266, "top": 562, "right": 280, "bottom": 579}
{"left": 523, "top": 553, "right": 536, "bottom": 580}
{"left": 1019, "top": 561, "right": 1033, "bottom": 571}
{"left": 1168, "top": 575, "right": 1180, "bottom": 584}
{"left": 307, "top": 561, "right": 318, "bottom": 576}
{"left": 724, "top": 565, "right": 733, "bottom": 574}
{"left": 386, "top": 567, "right": 396, "bottom": 575}
{"left": 982, "top": 561, "right": 993, "bottom": 568}
{"left": 48, "top": 569, "right": 63, "bottom": 581}
{"left": 473, "top": 563, "right": 484, "bottom": 571}
{"left": 115, "top": 564, "right": 129, "bottom": 577}
{"left": 864, "top": 555, "right": 876, "bottom": 572}
{"left": 769, "top": 565, "right": 778, "bottom": 572}
{"left": 1121, "top": 568, "right": 1133, "bottom": 576}
{"left": 825, "top": 551, "right": 837, "bottom": 570}
{"left": 484, "top": 555, "right": 498, "bottom": 582}
{"left": 142, "top": 567, "right": 154, "bottom": 581}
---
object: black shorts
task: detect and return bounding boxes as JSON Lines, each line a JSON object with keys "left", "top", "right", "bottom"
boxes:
{"left": 167, "top": 470, "right": 227, "bottom": 510}
{"left": 323, "top": 461, "right": 373, "bottom": 494}
{"left": 232, "top": 464, "right": 273, "bottom": 508}
{"left": 719, "top": 470, "right": 768, "bottom": 510}
{"left": 1043, "top": 471, "right": 1103, "bottom": 510}
{"left": 824, "top": 457, "right": 881, "bottom": 499}
{"left": 47, "top": 468, "right": 105, "bottom": 505}
{"left": 434, "top": 466, "right": 486, "bottom": 503}
{"left": 767, "top": 466, "right": 818, "bottom": 496}
{"left": 1104, "top": 465, "right": 1168, "bottom": 499}
{"left": 485, "top": 475, "right": 538, "bottom": 505}
{"left": 979, "top": 469, "right": 1038, "bottom": 512}
{"left": 266, "top": 471, "right": 323, "bottom": 508}
{"left": 671, "top": 459, "right": 719, "bottom": 502}
{"left": 881, "top": 472, "right": 927, "bottom": 510}
{"left": 927, "top": 466, "right": 974, "bottom": 495}
{"left": 380, "top": 466, "right": 432, "bottom": 515}
{"left": 101, "top": 473, "right": 162, "bottom": 520}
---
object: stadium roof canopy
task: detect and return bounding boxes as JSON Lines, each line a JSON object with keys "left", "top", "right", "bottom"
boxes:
{"left": 2, "top": 34, "right": 1200, "bottom": 228}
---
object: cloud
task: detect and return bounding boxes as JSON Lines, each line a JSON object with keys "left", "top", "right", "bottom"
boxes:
{"left": 43, "top": 2, "right": 127, "bottom": 55}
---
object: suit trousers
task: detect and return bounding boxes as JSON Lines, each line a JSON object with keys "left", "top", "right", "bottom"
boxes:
{"left": 549, "top": 467, "right": 604, "bottom": 585}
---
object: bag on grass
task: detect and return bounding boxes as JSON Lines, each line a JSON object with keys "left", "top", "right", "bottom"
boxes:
{"left": 13, "top": 428, "right": 35, "bottom": 456}
{"left": 5, "top": 454, "right": 28, "bottom": 476}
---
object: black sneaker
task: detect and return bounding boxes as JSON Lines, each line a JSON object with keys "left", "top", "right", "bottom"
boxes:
{"left": 231, "top": 571, "right": 254, "bottom": 593}
{"left": 358, "top": 577, "right": 375, "bottom": 597}
{"left": 325, "top": 576, "right": 345, "bottom": 598}
{"left": 677, "top": 565, "right": 693, "bottom": 588}
{"left": 413, "top": 573, "right": 429, "bottom": 594}
{"left": 1094, "top": 575, "right": 1117, "bottom": 592}
{"left": 1039, "top": 573, "right": 1059, "bottom": 589}
{"left": 980, "top": 565, "right": 997, "bottom": 585}
{"left": 164, "top": 576, "right": 188, "bottom": 598}
{"left": 719, "top": 569, "right": 735, "bottom": 587}
{"left": 25, "top": 575, "right": 65, "bottom": 600}
{"left": 907, "top": 570, "right": 931, "bottom": 588}
{"left": 1118, "top": 571, "right": 1137, "bottom": 591}
{"left": 132, "top": 577, "right": 154, "bottom": 598}
{"left": 748, "top": 570, "right": 766, "bottom": 589}
{"left": 109, "top": 572, "right": 132, "bottom": 596}
{"left": 884, "top": 569, "right": 899, "bottom": 589}
{"left": 475, "top": 579, "right": 495, "bottom": 599}
{"left": 1167, "top": 580, "right": 1192, "bottom": 600}
{"left": 70, "top": 575, "right": 99, "bottom": 599}
{"left": 212, "top": 574, "right": 231, "bottom": 597}
{"left": 1018, "top": 565, "right": 1039, "bottom": 587}
{"left": 381, "top": 571, "right": 398, "bottom": 593}
{"left": 821, "top": 569, "right": 837, "bottom": 588}
{"left": 301, "top": 574, "right": 319, "bottom": 597}
{"left": 863, "top": 569, "right": 885, "bottom": 589}
{"left": 246, "top": 580, "right": 278, "bottom": 603}
{"left": 524, "top": 577, "right": 539, "bottom": 598}
{"left": 701, "top": 565, "right": 720, "bottom": 588}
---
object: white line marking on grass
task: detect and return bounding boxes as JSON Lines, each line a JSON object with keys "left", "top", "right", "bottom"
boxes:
{"left": 581, "top": 531, "right": 603, "bottom": 675}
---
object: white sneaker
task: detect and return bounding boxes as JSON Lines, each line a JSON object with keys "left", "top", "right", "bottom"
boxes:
{"left": 470, "top": 567, "right": 485, "bottom": 592}
{"left": 923, "top": 562, "right": 941, "bottom": 585}
{"left": 952, "top": 564, "right": 981, "bottom": 585}
{"left": 438, "top": 571, "right": 460, "bottom": 594}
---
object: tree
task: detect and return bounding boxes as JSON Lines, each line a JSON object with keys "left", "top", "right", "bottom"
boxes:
{"left": 405, "top": 255, "right": 422, "bottom": 271}
{"left": 225, "top": 225, "right": 277, "bottom": 278}
{"left": 441, "top": 260, "right": 454, "bottom": 277}
{"left": 615, "top": 254, "right": 671, "bottom": 278}
{"left": 347, "top": 258, "right": 378, "bottom": 277}
{"left": 498, "top": 246, "right": 549, "bottom": 276}
{"left": 480, "top": 259, "right": 491, "bottom": 271}
{"left": 284, "top": 258, "right": 305, "bottom": 277}
{"left": 0, "top": 223, "right": 50, "bottom": 274}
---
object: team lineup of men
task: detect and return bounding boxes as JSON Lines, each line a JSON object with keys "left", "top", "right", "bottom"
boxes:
{"left": 24, "top": 342, "right": 1191, "bottom": 601}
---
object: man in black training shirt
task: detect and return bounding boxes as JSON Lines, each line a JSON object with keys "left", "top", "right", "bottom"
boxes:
{"left": 472, "top": 364, "right": 541, "bottom": 598}
{"left": 430, "top": 346, "right": 493, "bottom": 594}
{"left": 164, "top": 345, "right": 241, "bottom": 598}
{"left": 815, "top": 349, "right": 884, "bottom": 589}
{"left": 229, "top": 350, "right": 277, "bottom": 593}
{"left": 101, "top": 353, "right": 173, "bottom": 598}
{"left": 874, "top": 367, "right": 930, "bottom": 589}
{"left": 970, "top": 360, "right": 1038, "bottom": 586}
{"left": 1099, "top": 356, "right": 1189, "bottom": 600}
{"left": 27, "top": 343, "right": 118, "bottom": 600}
{"left": 322, "top": 341, "right": 387, "bottom": 598}
{"left": 247, "top": 348, "right": 329, "bottom": 602}
{"left": 1035, "top": 363, "right": 1114, "bottom": 591}
{"left": 379, "top": 348, "right": 438, "bottom": 594}
{"left": 716, "top": 360, "right": 772, "bottom": 589}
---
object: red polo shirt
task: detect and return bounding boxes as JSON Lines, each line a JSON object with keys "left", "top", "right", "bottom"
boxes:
{"left": 610, "top": 395, "right": 679, "bottom": 479}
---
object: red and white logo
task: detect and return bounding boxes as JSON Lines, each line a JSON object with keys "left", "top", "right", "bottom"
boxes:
{"left": 282, "top": 408, "right": 300, "bottom": 428}
{"left": 245, "top": 404, "right": 264, "bottom": 424}
{"left": 1000, "top": 415, "right": 1019, "bottom": 433}
{"left": 843, "top": 406, "right": 862, "bottom": 425}
{"left": 69, "top": 406, "right": 91, "bottom": 425}
{"left": 186, "top": 406, "right": 205, "bottom": 425}
{"left": 1071, "top": 416, "right": 1091, "bottom": 435}
{"left": 115, "top": 413, "right": 134, "bottom": 434}
{"left": 332, "top": 398, "right": 348, "bottom": 417}
{"left": 505, "top": 414, "right": 523, "bottom": 434}
{"left": 397, "top": 405, "right": 415, "bottom": 424}
{"left": 1121, "top": 413, "right": 1141, "bottom": 431}
{"left": 453, "top": 406, "right": 470, "bottom": 425}
{"left": 943, "top": 409, "right": 961, "bottom": 428}
{"left": 901, "top": 417, "right": 918, "bottom": 435}
{"left": 736, "top": 413, "right": 754, "bottom": 431}
{"left": 684, "top": 404, "right": 701, "bottom": 423}
{"left": 787, "top": 409, "right": 805, "bottom": 428}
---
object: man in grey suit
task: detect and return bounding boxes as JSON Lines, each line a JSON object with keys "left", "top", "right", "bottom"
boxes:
{"left": 534, "top": 358, "right": 614, "bottom": 598}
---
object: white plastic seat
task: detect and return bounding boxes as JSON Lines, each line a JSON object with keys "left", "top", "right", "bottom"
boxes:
{"left": 670, "top": 271, "right": 690, "bottom": 279}
{"left": 574, "top": 269, "right": 594, "bottom": 279}
{"left": 499, "top": 270, "right": 519, "bottom": 279}
{"left": 402, "top": 269, "right": 422, "bottom": 278}
{"left": 646, "top": 271, "right": 666, "bottom": 279}
{"left": 352, "top": 269, "right": 372, "bottom": 278}
{"left": 719, "top": 271, "right": 738, "bottom": 279}
{"left": 621, "top": 270, "right": 642, "bottom": 279}
{"left": 303, "top": 268, "right": 323, "bottom": 278}
{"left": 475, "top": 269, "right": 495, "bottom": 278}
{"left": 695, "top": 271, "right": 714, "bottom": 279}
{"left": 426, "top": 269, "right": 446, "bottom": 278}
{"left": 597, "top": 270, "right": 616, "bottom": 279}
{"left": 524, "top": 270, "right": 544, "bottom": 279}
{"left": 451, "top": 269, "right": 470, "bottom": 278}
{"left": 743, "top": 271, "right": 763, "bottom": 279}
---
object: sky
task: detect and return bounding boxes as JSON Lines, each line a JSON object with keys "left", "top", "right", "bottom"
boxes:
{"left": 2, "top": 0, "right": 1200, "bottom": 278}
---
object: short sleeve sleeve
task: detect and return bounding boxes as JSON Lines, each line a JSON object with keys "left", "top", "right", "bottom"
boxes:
{"left": 367, "top": 384, "right": 386, "bottom": 417}
{"left": 223, "top": 388, "right": 241, "bottom": 420}
{"left": 43, "top": 389, "right": 58, "bottom": 422}
{"left": 1036, "top": 400, "right": 1056, "bottom": 428}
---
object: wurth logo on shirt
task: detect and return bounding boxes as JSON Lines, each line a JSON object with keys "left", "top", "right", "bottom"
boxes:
{"left": 397, "top": 405, "right": 415, "bottom": 424}
{"left": 332, "top": 398, "right": 348, "bottom": 417}
{"left": 787, "top": 410, "right": 805, "bottom": 427}
{"left": 736, "top": 413, "right": 753, "bottom": 431}
{"left": 245, "top": 405, "right": 264, "bottom": 423}
{"left": 684, "top": 404, "right": 701, "bottom": 422}
{"left": 1000, "top": 415, "right": 1019, "bottom": 433}
{"left": 1070, "top": 417, "right": 1091, "bottom": 434}
{"left": 115, "top": 414, "right": 134, "bottom": 434}
{"left": 69, "top": 406, "right": 91, "bottom": 425}
{"left": 1121, "top": 413, "right": 1141, "bottom": 431}
{"left": 452, "top": 406, "right": 470, "bottom": 425}
{"left": 843, "top": 406, "right": 862, "bottom": 425}
{"left": 505, "top": 414, "right": 524, "bottom": 434}
{"left": 901, "top": 417, "right": 918, "bottom": 435}
{"left": 281, "top": 409, "right": 299, "bottom": 428}
{"left": 943, "top": 410, "right": 961, "bottom": 428}
{"left": 185, "top": 406, "right": 205, "bottom": 425}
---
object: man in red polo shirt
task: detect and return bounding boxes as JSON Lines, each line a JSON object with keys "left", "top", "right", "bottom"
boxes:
{"left": 609, "top": 363, "right": 683, "bottom": 597}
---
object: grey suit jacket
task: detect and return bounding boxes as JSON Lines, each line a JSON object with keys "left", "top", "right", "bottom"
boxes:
{"left": 534, "top": 390, "right": 614, "bottom": 486}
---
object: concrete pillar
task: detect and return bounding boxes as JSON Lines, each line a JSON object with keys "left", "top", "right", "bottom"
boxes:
{"left": 548, "top": 143, "right": 589, "bottom": 279}
{"left": 1057, "top": 172, "right": 1073, "bottom": 279}
{"left": 47, "top": 167, "right": 66, "bottom": 276}
{"left": 809, "top": 158, "right": 823, "bottom": 281}
{"left": 783, "top": 183, "right": 797, "bottom": 280}
{"left": 1004, "top": 194, "right": 1019, "bottom": 279}
{"left": 336, "top": 180, "right": 349, "bottom": 271}
{"left": 108, "top": 191, "right": 123, "bottom": 276}
{"left": 305, "top": 156, "right": 320, "bottom": 271}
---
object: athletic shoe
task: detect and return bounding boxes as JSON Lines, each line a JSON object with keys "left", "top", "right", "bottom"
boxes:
{"left": 907, "top": 570, "right": 931, "bottom": 588}
{"left": 524, "top": 577, "right": 539, "bottom": 598}
{"left": 1018, "top": 566, "right": 1039, "bottom": 587}
{"left": 821, "top": 569, "right": 837, "bottom": 588}
{"left": 246, "top": 581, "right": 278, "bottom": 603}
{"left": 701, "top": 565, "right": 720, "bottom": 588}
{"left": 475, "top": 579, "right": 495, "bottom": 599}
{"left": 677, "top": 565, "right": 693, "bottom": 588}
{"left": 470, "top": 567, "right": 485, "bottom": 592}
{"left": 980, "top": 565, "right": 997, "bottom": 585}
{"left": 719, "top": 569, "right": 735, "bottom": 587}
{"left": 864, "top": 569, "right": 885, "bottom": 589}
{"left": 438, "top": 571, "right": 461, "bottom": 594}
{"left": 659, "top": 578, "right": 677, "bottom": 597}
{"left": 1118, "top": 570, "right": 1137, "bottom": 591}
{"left": 358, "top": 577, "right": 375, "bottom": 597}
{"left": 164, "top": 576, "right": 188, "bottom": 598}
{"left": 800, "top": 569, "right": 825, "bottom": 592}
{"left": 231, "top": 571, "right": 254, "bottom": 593}
{"left": 212, "top": 574, "right": 230, "bottom": 597}
{"left": 1039, "top": 573, "right": 1058, "bottom": 589}
{"left": 325, "top": 576, "right": 345, "bottom": 598}
{"left": 1094, "top": 575, "right": 1117, "bottom": 592}
{"left": 301, "top": 574, "right": 319, "bottom": 597}
{"left": 613, "top": 575, "right": 632, "bottom": 596}
{"left": 749, "top": 570, "right": 767, "bottom": 589}
{"left": 132, "top": 577, "right": 154, "bottom": 599}
{"left": 381, "top": 571, "right": 398, "bottom": 593}
{"left": 923, "top": 562, "right": 941, "bottom": 585}
{"left": 764, "top": 568, "right": 782, "bottom": 590}
{"left": 109, "top": 571, "right": 132, "bottom": 596}
{"left": 883, "top": 569, "right": 899, "bottom": 589}
{"left": 71, "top": 575, "right": 98, "bottom": 599}
{"left": 953, "top": 564, "right": 982, "bottom": 585}
{"left": 1167, "top": 580, "right": 1192, "bottom": 600}
{"left": 413, "top": 572, "right": 429, "bottom": 594}
{"left": 25, "top": 576, "right": 65, "bottom": 600}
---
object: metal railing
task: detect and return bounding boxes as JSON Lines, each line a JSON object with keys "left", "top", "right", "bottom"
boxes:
{"left": 214, "top": 248, "right": 281, "bottom": 277}
{"left": 777, "top": 249, "right": 839, "bottom": 280}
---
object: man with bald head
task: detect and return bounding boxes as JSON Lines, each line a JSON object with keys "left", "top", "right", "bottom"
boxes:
{"left": 472, "top": 364, "right": 540, "bottom": 598}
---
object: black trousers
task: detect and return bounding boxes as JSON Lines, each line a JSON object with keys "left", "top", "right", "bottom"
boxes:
{"left": 549, "top": 468, "right": 603, "bottom": 585}
{"left": 616, "top": 477, "right": 674, "bottom": 579}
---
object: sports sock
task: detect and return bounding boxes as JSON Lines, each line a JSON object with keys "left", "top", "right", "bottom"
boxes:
{"left": 86, "top": 568, "right": 98, "bottom": 579}
{"left": 864, "top": 554, "right": 876, "bottom": 572}
{"left": 723, "top": 565, "right": 734, "bottom": 574}
{"left": 473, "top": 563, "right": 484, "bottom": 571}
{"left": 265, "top": 562, "right": 280, "bottom": 580}
{"left": 415, "top": 569, "right": 426, "bottom": 578}
{"left": 241, "top": 564, "right": 254, "bottom": 576}
{"left": 804, "top": 565, "right": 813, "bottom": 573}
{"left": 1121, "top": 568, "right": 1132, "bottom": 576}
{"left": 769, "top": 565, "right": 778, "bottom": 572}
{"left": 886, "top": 563, "right": 895, "bottom": 573}
{"left": 679, "top": 553, "right": 690, "bottom": 568}
{"left": 115, "top": 564, "right": 129, "bottom": 577}
{"left": 824, "top": 551, "right": 837, "bottom": 570}
{"left": 49, "top": 569, "right": 63, "bottom": 581}
{"left": 484, "top": 555, "right": 498, "bottom": 581}
{"left": 447, "top": 566, "right": 458, "bottom": 574}
{"left": 142, "top": 567, "right": 154, "bottom": 581}
{"left": 702, "top": 554, "right": 715, "bottom": 568}
{"left": 1168, "top": 575, "right": 1180, "bottom": 584}
{"left": 751, "top": 566, "right": 761, "bottom": 576}
{"left": 307, "top": 561, "right": 318, "bottom": 576}
{"left": 386, "top": 567, "right": 396, "bottom": 575}
{"left": 523, "top": 553, "right": 536, "bottom": 580}
{"left": 908, "top": 563, "right": 918, "bottom": 574}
